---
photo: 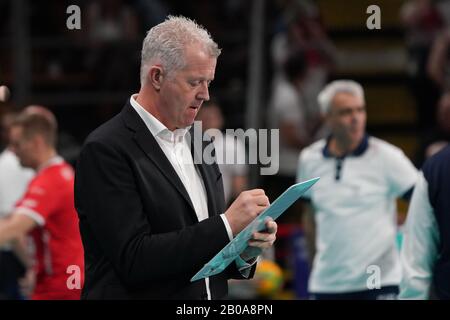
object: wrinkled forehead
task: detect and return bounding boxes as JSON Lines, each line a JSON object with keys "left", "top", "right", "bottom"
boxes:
{"left": 331, "top": 91, "right": 365, "bottom": 110}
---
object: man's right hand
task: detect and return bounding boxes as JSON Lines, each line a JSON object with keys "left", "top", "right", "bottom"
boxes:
{"left": 224, "top": 189, "right": 270, "bottom": 237}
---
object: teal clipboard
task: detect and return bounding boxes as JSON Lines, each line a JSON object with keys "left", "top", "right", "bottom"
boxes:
{"left": 191, "top": 177, "right": 320, "bottom": 282}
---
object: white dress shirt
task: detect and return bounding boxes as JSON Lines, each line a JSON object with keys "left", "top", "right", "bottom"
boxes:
{"left": 399, "top": 171, "right": 439, "bottom": 299}
{"left": 129, "top": 95, "right": 252, "bottom": 299}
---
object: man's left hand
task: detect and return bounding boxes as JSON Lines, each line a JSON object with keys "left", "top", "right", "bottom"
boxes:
{"left": 240, "top": 218, "right": 277, "bottom": 261}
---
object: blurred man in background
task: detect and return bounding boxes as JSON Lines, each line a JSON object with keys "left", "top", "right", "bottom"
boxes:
{"left": 401, "top": 0, "right": 444, "bottom": 132}
{"left": 267, "top": 50, "right": 322, "bottom": 228}
{"left": 195, "top": 99, "right": 248, "bottom": 205}
{"left": 268, "top": 50, "right": 311, "bottom": 195}
{"left": 0, "top": 109, "right": 34, "bottom": 299}
{"left": 297, "top": 80, "right": 418, "bottom": 299}
{"left": 400, "top": 145, "right": 450, "bottom": 299}
{"left": 0, "top": 106, "right": 84, "bottom": 299}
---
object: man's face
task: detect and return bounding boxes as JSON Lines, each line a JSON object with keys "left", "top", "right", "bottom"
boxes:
{"left": 158, "top": 45, "right": 217, "bottom": 130}
{"left": 9, "top": 125, "right": 36, "bottom": 168}
{"left": 327, "top": 92, "right": 366, "bottom": 145}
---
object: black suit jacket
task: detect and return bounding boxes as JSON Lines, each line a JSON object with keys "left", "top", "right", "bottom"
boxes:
{"left": 74, "top": 102, "right": 254, "bottom": 299}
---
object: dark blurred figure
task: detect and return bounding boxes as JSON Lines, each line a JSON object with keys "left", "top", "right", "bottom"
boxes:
{"left": 401, "top": 0, "right": 445, "bottom": 131}
{"left": 0, "top": 108, "right": 14, "bottom": 152}
{"left": 196, "top": 100, "right": 248, "bottom": 205}
{"left": 133, "top": 0, "right": 169, "bottom": 31}
{"left": 271, "top": 1, "right": 336, "bottom": 126}
{"left": 416, "top": 91, "right": 450, "bottom": 165}
{"left": 83, "top": 0, "right": 142, "bottom": 129}
{"left": 428, "top": 27, "right": 450, "bottom": 91}
{"left": 85, "top": 0, "right": 140, "bottom": 91}
{"left": 266, "top": 50, "right": 320, "bottom": 224}
{"left": 0, "top": 109, "right": 34, "bottom": 300}
{"left": 400, "top": 145, "right": 450, "bottom": 299}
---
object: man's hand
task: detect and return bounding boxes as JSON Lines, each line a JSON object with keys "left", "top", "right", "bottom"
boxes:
{"left": 224, "top": 189, "right": 270, "bottom": 236}
{"left": 240, "top": 218, "right": 277, "bottom": 261}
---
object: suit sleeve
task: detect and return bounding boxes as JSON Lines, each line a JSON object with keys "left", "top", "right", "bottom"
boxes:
{"left": 75, "top": 140, "right": 231, "bottom": 289}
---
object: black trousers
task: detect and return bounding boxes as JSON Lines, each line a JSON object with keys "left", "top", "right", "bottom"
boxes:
{"left": 0, "top": 250, "right": 26, "bottom": 299}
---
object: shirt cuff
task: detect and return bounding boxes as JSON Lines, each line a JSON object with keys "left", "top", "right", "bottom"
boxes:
{"left": 220, "top": 214, "right": 234, "bottom": 241}
{"left": 15, "top": 207, "right": 45, "bottom": 226}
{"left": 235, "top": 255, "right": 257, "bottom": 278}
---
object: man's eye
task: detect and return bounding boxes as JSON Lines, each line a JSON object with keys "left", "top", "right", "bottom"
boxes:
{"left": 190, "top": 81, "right": 200, "bottom": 87}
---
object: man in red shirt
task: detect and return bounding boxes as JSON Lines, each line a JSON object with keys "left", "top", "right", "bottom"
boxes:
{"left": 0, "top": 106, "right": 84, "bottom": 299}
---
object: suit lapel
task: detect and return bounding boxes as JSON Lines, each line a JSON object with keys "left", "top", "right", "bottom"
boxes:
{"left": 190, "top": 129, "right": 219, "bottom": 218}
{"left": 121, "top": 104, "right": 197, "bottom": 220}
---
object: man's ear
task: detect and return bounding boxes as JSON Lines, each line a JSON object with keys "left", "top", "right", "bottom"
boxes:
{"left": 149, "top": 66, "right": 164, "bottom": 91}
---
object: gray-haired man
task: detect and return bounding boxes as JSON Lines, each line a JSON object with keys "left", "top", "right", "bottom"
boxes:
{"left": 75, "top": 16, "right": 277, "bottom": 300}
{"left": 297, "top": 80, "right": 418, "bottom": 299}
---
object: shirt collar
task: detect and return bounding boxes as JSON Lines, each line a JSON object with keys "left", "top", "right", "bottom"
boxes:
{"left": 129, "top": 94, "right": 190, "bottom": 143}
{"left": 322, "top": 134, "right": 369, "bottom": 159}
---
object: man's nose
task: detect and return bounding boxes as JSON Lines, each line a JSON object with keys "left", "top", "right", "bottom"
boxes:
{"left": 351, "top": 110, "right": 361, "bottom": 122}
{"left": 197, "top": 83, "right": 210, "bottom": 101}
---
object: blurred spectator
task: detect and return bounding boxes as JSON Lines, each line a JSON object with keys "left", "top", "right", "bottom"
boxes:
{"left": 85, "top": 0, "right": 140, "bottom": 91}
{"left": 297, "top": 80, "right": 418, "bottom": 299}
{"left": 401, "top": 0, "right": 444, "bottom": 131}
{"left": 196, "top": 100, "right": 248, "bottom": 205}
{"left": 400, "top": 145, "right": 450, "bottom": 299}
{"left": 266, "top": 50, "right": 318, "bottom": 223}
{"left": 133, "top": 0, "right": 169, "bottom": 31}
{"left": 401, "top": 0, "right": 445, "bottom": 51}
{"left": 56, "top": 131, "right": 82, "bottom": 169}
{"left": 86, "top": 0, "right": 139, "bottom": 44}
{"left": 428, "top": 27, "right": 450, "bottom": 91}
{"left": 437, "top": 0, "right": 450, "bottom": 29}
{"left": 0, "top": 110, "right": 34, "bottom": 300}
{"left": 416, "top": 91, "right": 450, "bottom": 165}
{"left": 271, "top": 1, "right": 336, "bottom": 129}
{"left": 0, "top": 108, "right": 14, "bottom": 152}
{"left": 0, "top": 106, "right": 84, "bottom": 299}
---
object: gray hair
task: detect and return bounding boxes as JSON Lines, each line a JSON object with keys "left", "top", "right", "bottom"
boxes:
{"left": 317, "top": 80, "right": 365, "bottom": 114}
{"left": 140, "top": 15, "right": 221, "bottom": 86}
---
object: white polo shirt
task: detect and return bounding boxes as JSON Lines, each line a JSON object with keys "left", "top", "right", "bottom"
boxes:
{"left": 297, "top": 136, "right": 418, "bottom": 293}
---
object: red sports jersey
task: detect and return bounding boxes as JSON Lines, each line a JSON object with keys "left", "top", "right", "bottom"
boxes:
{"left": 15, "top": 157, "right": 84, "bottom": 300}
